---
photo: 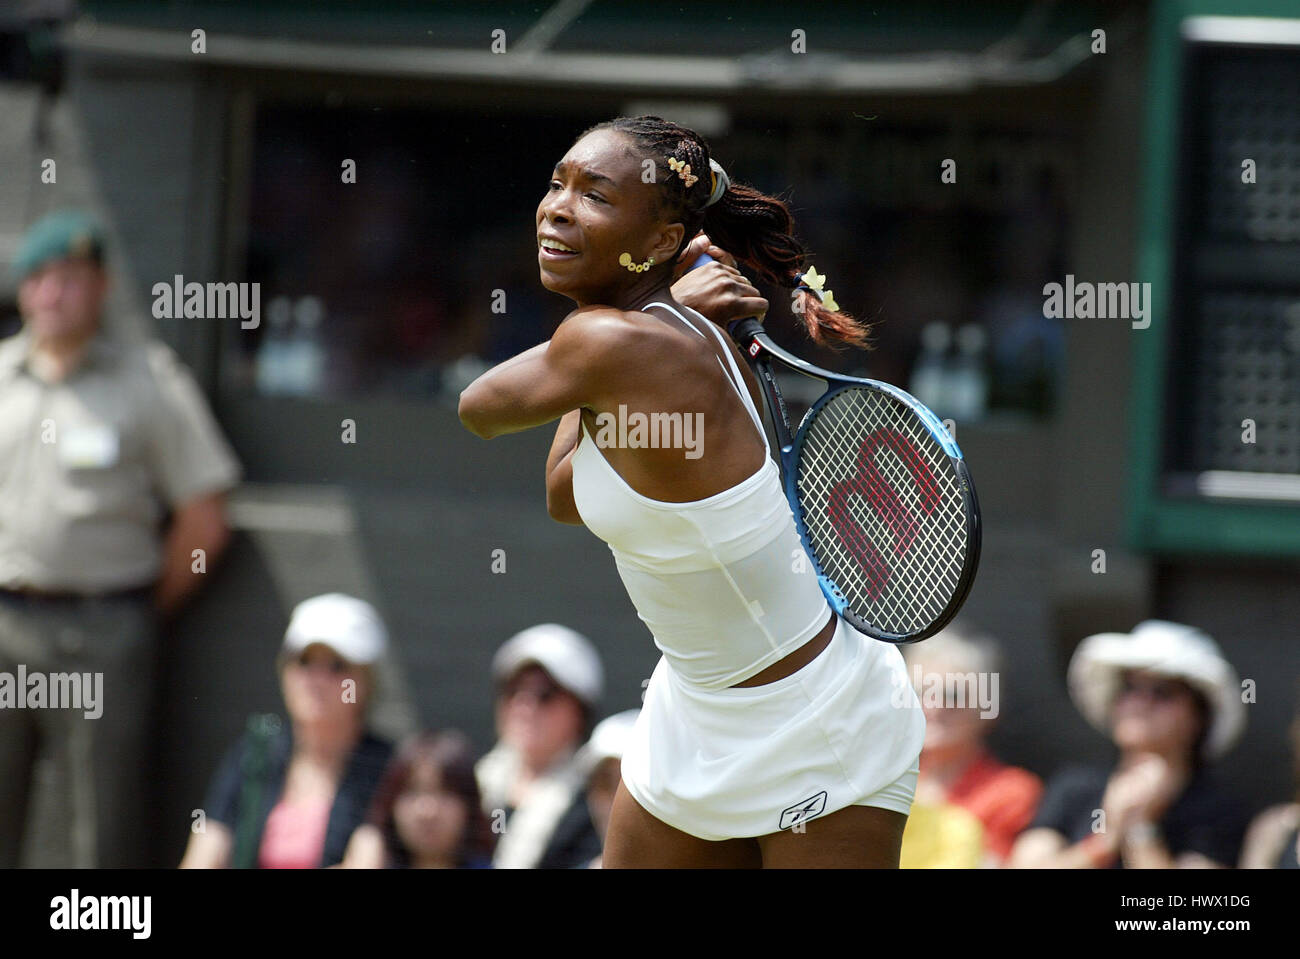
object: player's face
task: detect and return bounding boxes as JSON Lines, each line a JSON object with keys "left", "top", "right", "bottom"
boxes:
{"left": 18, "top": 258, "right": 107, "bottom": 344}
{"left": 393, "top": 761, "right": 468, "bottom": 865}
{"left": 1109, "top": 670, "right": 1202, "bottom": 758}
{"left": 536, "top": 129, "right": 678, "bottom": 304}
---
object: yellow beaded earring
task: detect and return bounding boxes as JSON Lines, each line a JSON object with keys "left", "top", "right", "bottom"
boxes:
{"left": 618, "top": 252, "right": 656, "bottom": 273}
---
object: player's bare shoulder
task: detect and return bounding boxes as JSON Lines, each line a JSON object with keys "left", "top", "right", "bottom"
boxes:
{"left": 560, "top": 303, "right": 677, "bottom": 336}
{"left": 551, "top": 304, "right": 681, "bottom": 371}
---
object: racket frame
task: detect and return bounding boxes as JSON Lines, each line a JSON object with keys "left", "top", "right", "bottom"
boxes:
{"left": 726, "top": 314, "right": 982, "bottom": 644}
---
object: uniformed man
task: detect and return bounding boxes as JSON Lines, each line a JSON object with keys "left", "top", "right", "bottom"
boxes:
{"left": 0, "top": 210, "right": 242, "bottom": 867}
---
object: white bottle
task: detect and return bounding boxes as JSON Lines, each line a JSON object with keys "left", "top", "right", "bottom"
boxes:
{"left": 949, "top": 323, "right": 989, "bottom": 421}
{"left": 285, "top": 296, "right": 326, "bottom": 396}
{"left": 255, "top": 296, "right": 294, "bottom": 395}
{"left": 910, "top": 321, "right": 952, "bottom": 414}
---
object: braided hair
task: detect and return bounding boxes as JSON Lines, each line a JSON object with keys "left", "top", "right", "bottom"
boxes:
{"left": 579, "top": 114, "right": 872, "bottom": 349}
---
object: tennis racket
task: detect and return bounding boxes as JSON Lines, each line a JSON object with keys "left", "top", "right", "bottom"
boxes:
{"left": 690, "top": 254, "right": 981, "bottom": 644}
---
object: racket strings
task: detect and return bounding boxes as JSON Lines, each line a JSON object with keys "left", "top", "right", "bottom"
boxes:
{"left": 796, "top": 388, "right": 968, "bottom": 636}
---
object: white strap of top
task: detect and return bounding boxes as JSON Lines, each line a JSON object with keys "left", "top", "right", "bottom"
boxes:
{"left": 644, "top": 302, "right": 768, "bottom": 452}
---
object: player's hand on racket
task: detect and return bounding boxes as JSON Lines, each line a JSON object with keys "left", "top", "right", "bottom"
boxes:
{"left": 673, "top": 232, "right": 737, "bottom": 273}
{"left": 670, "top": 233, "right": 768, "bottom": 328}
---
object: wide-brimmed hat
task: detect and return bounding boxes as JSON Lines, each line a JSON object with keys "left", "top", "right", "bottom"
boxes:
{"left": 1067, "top": 620, "right": 1245, "bottom": 760}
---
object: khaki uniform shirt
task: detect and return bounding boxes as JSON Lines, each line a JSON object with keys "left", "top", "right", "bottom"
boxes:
{"left": 0, "top": 328, "right": 242, "bottom": 593}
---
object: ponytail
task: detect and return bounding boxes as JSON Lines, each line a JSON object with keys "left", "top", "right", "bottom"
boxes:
{"left": 701, "top": 185, "right": 871, "bottom": 349}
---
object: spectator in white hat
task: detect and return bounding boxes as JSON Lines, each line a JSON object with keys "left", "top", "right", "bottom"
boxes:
{"left": 475, "top": 623, "right": 605, "bottom": 868}
{"left": 1009, "top": 620, "right": 1251, "bottom": 869}
{"left": 180, "top": 593, "right": 395, "bottom": 868}
{"left": 577, "top": 709, "right": 641, "bottom": 868}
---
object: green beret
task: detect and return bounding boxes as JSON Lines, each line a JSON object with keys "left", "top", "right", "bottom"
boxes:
{"left": 11, "top": 210, "right": 106, "bottom": 281}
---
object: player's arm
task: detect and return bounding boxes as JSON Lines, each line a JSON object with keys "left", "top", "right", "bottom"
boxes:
{"left": 545, "top": 410, "right": 584, "bottom": 525}
{"left": 458, "top": 310, "right": 625, "bottom": 439}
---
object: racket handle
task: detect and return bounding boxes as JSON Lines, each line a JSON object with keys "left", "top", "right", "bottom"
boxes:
{"left": 686, "top": 252, "right": 763, "bottom": 340}
{"left": 728, "top": 317, "right": 765, "bottom": 343}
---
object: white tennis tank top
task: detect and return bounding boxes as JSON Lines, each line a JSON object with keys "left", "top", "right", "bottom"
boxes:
{"left": 570, "top": 301, "right": 832, "bottom": 689}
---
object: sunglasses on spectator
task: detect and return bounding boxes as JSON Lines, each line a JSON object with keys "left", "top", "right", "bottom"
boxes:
{"left": 502, "top": 679, "right": 565, "bottom": 704}
{"left": 290, "top": 650, "right": 350, "bottom": 674}
{"left": 1118, "top": 674, "right": 1188, "bottom": 702}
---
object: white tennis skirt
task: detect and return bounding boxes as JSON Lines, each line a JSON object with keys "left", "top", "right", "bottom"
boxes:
{"left": 620, "top": 614, "right": 927, "bottom": 841}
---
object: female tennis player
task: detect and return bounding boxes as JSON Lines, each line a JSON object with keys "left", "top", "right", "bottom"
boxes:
{"left": 459, "top": 115, "right": 925, "bottom": 867}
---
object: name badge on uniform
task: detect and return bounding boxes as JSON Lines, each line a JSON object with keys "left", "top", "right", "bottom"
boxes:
{"left": 58, "top": 424, "right": 121, "bottom": 469}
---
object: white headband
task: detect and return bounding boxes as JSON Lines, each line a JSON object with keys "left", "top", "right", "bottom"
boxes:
{"left": 705, "top": 158, "right": 730, "bottom": 208}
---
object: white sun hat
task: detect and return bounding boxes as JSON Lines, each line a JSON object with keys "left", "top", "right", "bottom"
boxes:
{"left": 1067, "top": 620, "right": 1246, "bottom": 760}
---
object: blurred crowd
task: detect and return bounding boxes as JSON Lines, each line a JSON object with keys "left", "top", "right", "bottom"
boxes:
{"left": 178, "top": 600, "right": 1297, "bottom": 871}
{"left": 177, "top": 607, "right": 633, "bottom": 870}
{"left": 898, "top": 619, "right": 1294, "bottom": 870}
{"left": 2, "top": 209, "right": 1297, "bottom": 870}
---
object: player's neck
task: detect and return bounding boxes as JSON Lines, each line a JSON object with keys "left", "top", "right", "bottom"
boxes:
{"left": 594, "top": 270, "right": 676, "bottom": 314}
{"left": 625, "top": 284, "right": 678, "bottom": 315}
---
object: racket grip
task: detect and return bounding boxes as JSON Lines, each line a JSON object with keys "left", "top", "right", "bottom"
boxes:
{"left": 728, "top": 317, "right": 765, "bottom": 343}
{"left": 686, "top": 252, "right": 762, "bottom": 340}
